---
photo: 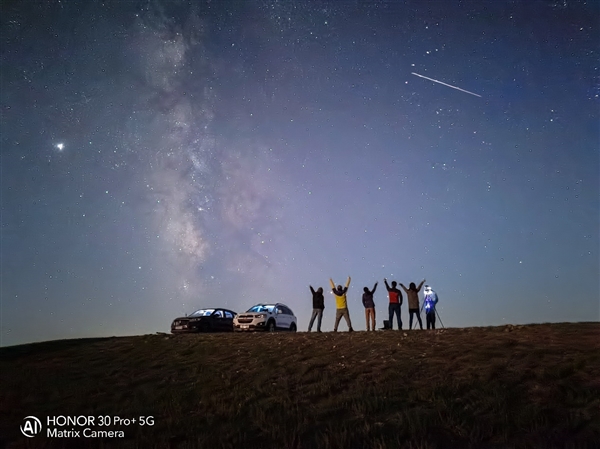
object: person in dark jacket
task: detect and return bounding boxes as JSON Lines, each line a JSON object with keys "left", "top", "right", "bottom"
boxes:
{"left": 308, "top": 286, "right": 325, "bottom": 332}
{"left": 384, "top": 278, "right": 403, "bottom": 330}
{"left": 362, "top": 282, "right": 378, "bottom": 331}
{"left": 400, "top": 279, "right": 426, "bottom": 330}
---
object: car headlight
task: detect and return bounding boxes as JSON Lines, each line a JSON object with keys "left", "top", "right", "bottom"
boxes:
{"left": 255, "top": 314, "right": 266, "bottom": 319}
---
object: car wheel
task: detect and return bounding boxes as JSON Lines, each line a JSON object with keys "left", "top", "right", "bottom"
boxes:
{"left": 267, "top": 320, "right": 276, "bottom": 332}
{"left": 289, "top": 322, "right": 297, "bottom": 332}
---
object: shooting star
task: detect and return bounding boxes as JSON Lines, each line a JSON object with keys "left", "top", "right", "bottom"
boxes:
{"left": 411, "top": 72, "right": 481, "bottom": 98}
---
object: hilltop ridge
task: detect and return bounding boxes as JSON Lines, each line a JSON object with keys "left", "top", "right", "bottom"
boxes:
{"left": 1, "top": 322, "right": 599, "bottom": 448}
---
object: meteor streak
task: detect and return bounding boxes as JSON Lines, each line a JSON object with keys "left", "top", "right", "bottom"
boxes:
{"left": 411, "top": 72, "right": 481, "bottom": 97}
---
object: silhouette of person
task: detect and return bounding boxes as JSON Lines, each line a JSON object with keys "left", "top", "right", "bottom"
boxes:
{"left": 329, "top": 277, "right": 354, "bottom": 332}
{"left": 423, "top": 285, "right": 438, "bottom": 330}
{"left": 384, "top": 278, "right": 403, "bottom": 330}
{"left": 362, "top": 282, "right": 378, "bottom": 331}
{"left": 400, "top": 280, "right": 426, "bottom": 330}
{"left": 308, "top": 286, "right": 325, "bottom": 332}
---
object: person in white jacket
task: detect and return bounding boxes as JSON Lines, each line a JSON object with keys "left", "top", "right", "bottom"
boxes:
{"left": 423, "top": 285, "right": 439, "bottom": 330}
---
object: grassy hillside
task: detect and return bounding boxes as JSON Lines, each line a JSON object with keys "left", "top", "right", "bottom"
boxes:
{"left": 1, "top": 323, "right": 599, "bottom": 449}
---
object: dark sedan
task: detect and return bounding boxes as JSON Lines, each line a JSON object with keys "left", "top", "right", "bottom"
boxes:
{"left": 171, "top": 308, "right": 237, "bottom": 333}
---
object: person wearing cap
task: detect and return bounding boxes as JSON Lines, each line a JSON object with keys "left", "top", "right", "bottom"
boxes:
{"left": 329, "top": 276, "right": 354, "bottom": 332}
{"left": 423, "top": 285, "right": 439, "bottom": 330}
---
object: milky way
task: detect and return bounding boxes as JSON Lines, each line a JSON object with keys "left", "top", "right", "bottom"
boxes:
{"left": 1, "top": 0, "right": 598, "bottom": 345}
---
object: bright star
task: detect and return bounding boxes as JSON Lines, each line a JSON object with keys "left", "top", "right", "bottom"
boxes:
{"left": 56, "top": 143, "right": 64, "bottom": 151}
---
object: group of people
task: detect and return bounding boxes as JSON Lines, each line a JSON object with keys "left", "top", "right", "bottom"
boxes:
{"left": 308, "top": 277, "right": 439, "bottom": 332}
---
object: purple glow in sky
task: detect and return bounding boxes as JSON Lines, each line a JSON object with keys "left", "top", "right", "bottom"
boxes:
{"left": 1, "top": 0, "right": 598, "bottom": 346}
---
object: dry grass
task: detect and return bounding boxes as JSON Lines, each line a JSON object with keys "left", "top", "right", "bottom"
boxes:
{"left": 1, "top": 322, "right": 599, "bottom": 448}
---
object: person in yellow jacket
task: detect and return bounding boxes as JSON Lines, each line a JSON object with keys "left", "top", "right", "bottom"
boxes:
{"left": 329, "top": 276, "right": 354, "bottom": 332}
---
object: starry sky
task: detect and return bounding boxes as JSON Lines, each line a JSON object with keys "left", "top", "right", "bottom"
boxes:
{"left": 1, "top": 0, "right": 598, "bottom": 346}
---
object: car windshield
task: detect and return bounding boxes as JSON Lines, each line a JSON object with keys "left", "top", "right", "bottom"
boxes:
{"left": 188, "top": 309, "right": 215, "bottom": 317}
{"left": 247, "top": 304, "right": 274, "bottom": 313}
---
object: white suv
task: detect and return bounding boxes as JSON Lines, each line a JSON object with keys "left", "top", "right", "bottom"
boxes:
{"left": 233, "top": 303, "right": 297, "bottom": 332}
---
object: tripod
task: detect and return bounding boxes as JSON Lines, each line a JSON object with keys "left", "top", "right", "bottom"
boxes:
{"left": 418, "top": 303, "right": 445, "bottom": 329}
{"left": 409, "top": 304, "right": 425, "bottom": 330}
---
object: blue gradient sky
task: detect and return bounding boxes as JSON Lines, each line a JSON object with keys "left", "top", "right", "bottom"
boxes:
{"left": 1, "top": 0, "right": 598, "bottom": 346}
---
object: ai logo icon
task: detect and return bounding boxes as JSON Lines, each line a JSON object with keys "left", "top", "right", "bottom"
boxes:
{"left": 20, "top": 416, "right": 42, "bottom": 437}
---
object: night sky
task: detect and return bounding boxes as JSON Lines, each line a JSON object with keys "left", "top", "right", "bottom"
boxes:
{"left": 1, "top": 0, "right": 598, "bottom": 346}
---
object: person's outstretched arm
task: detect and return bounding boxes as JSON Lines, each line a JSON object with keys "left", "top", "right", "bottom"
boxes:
{"left": 384, "top": 278, "right": 390, "bottom": 290}
{"left": 345, "top": 276, "right": 351, "bottom": 288}
{"left": 329, "top": 278, "right": 336, "bottom": 291}
{"left": 372, "top": 282, "right": 378, "bottom": 293}
{"left": 417, "top": 279, "right": 426, "bottom": 292}
{"left": 400, "top": 283, "right": 409, "bottom": 293}
{"left": 310, "top": 285, "right": 315, "bottom": 295}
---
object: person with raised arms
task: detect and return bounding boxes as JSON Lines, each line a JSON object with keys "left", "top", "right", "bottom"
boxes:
{"left": 384, "top": 278, "right": 403, "bottom": 330}
{"left": 400, "top": 279, "right": 426, "bottom": 330}
{"left": 308, "top": 285, "right": 325, "bottom": 332}
{"left": 330, "top": 276, "right": 354, "bottom": 332}
{"left": 362, "top": 282, "right": 378, "bottom": 331}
